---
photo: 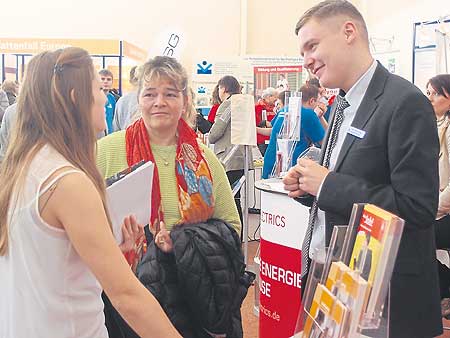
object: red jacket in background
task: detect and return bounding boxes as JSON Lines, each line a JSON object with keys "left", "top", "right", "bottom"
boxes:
{"left": 255, "top": 100, "right": 275, "bottom": 145}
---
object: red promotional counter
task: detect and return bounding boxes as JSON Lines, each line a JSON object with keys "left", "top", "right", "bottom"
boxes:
{"left": 255, "top": 179, "right": 310, "bottom": 338}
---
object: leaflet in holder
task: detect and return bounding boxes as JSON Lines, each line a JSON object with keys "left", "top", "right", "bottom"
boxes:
{"left": 106, "top": 160, "right": 154, "bottom": 244}
{"left": 297, "top": 146, "right": 321, "bottom": 163}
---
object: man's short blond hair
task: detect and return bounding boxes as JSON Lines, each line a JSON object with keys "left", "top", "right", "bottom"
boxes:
{"left": 295, "top": 0, "right": 368, "bottom": 42}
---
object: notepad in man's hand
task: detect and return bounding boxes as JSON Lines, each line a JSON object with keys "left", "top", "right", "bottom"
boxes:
{"left": 106, "top": 161, "right": 154, "bottom": 244}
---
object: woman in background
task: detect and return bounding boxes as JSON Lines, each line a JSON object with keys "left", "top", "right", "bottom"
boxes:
{"left": 2, "top": 79, "right": 19, "bottom": 105}
{"left": 207, "top": 83, "right": 222, "bottom": 124}
{"left": 426, "top": 74, "right": 450, "bottom": 318}
{"left": 196, "top": 84, "right": 221, "bottom": 134}
{"left": 209, "top": 75, "right": 248, "bottom": 227}
{"left": 0, "top": 47, "right": 180, "bottom": 338}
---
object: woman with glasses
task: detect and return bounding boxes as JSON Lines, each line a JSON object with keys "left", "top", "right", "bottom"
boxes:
{"left": 426, "top": 74, "right": 450, "bottom": 319}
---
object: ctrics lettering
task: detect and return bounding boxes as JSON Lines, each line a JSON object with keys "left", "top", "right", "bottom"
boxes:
{"left": 163, "top": 34, "right": 180, "bottom": 57}
{"left": 260, "top": 211, "right": 286, "bottom": 227}
{"left": 259, "top": 259, "right": 302, "bottom": 297}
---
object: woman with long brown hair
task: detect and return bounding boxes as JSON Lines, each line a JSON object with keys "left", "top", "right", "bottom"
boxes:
{"left": 0, "top": 48, "right": 180, "bottom": 338}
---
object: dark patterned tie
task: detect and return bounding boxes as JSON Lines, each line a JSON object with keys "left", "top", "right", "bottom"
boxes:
{"left": 301, "top": 96, "right": 350, "bottom": 278}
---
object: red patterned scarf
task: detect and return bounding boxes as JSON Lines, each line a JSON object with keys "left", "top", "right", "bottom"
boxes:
{"left": 125, "top": 118, "right": 215, "bottom": 231}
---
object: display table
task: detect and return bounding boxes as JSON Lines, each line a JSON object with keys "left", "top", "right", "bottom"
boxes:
{"left": 255, "top": 178, "right": 310, "bottom": 338}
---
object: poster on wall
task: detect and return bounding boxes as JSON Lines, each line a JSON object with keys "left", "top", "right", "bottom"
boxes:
{"left": 414, "top": 48, "right": 436, "bottom": 93}
{"left": 253, "top": 65, "right": 303, "bottom": 100}
{"left": 190, "top": 56, "right": 254, "bottom": 107}
{"left": 413, "top": 19, "right": 450, "bottom": 90}
{"left": 191, "top": 55, "right": 303, "bottom": 108}
{"left": 373, "top": 51, "right": 400, "bottom": 75}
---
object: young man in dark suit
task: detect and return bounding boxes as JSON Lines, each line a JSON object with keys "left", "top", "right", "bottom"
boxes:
{"left": 283, "top": 1, "right": 442, "bottom": 337}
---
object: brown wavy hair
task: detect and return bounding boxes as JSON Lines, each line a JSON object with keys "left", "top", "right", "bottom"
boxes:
{"left": 0, "top": 47, "right": 110, "bottom": 255}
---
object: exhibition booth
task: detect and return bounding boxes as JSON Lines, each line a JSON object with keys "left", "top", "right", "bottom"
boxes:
{"left": 1, "top": 2, "right": 450, "bottom": 337}
{"left": 0, "top": 37, "right": 148, "bottom": 94}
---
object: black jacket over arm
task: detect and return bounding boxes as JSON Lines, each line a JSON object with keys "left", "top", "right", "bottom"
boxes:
{"left": 139, "top": 219, "right": 253, "bottom": 338}
{"left": 104, "top": 219, "right": 254, "bottom": 338}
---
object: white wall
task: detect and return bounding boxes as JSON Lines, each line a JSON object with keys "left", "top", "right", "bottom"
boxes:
{"left": 246, "top": 0, "right": 310, "bottom": 56}
{"left": 1, "top": 0, "right": 448, "bottom": 84}
{"left": 0, "top": 0, "right": 242, "bottom": 72}
{"left": 245, "top": 0, "right": 365, "bottom": 56}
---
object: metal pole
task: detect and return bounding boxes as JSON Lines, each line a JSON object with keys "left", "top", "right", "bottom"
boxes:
{"left": 21, "top": 55, "right": 25, "bottom": 80}
{"left": 412, "top": 22, "right": 417, "bottom": 84}
{"left": 1, "top": 54, "right": 5, "bottom": 83}
{"left": 119, "top": 41, "right": 123, "bottom": 96}
{"left": 15, "top": 54, "right": 19, "bottom": 81}
{"left": 243, "top": 145, "right": 250, "bottom": 264}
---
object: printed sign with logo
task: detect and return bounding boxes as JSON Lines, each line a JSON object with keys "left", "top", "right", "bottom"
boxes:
{"left": 259, "top": 191, "right": 309, "bottom": 338}
{"left": 197, "top": 60, "right": 213, "bottom": 74}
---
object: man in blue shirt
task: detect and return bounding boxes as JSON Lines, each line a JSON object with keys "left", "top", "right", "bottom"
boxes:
{"left": 99, "top": 69, "right": 119, "bottom": 135}
{"left": 262, "top": 85, "right": 325, "bottom": 178}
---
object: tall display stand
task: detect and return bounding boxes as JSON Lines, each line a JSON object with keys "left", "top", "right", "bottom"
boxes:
{"left": 254, "top": 179, "right": 310, "bottom": 338}
{"left": 295, "top": 203, "right": 405, "bottom": 338}
{"left": 230, "top": 94, "right": 257, "bottom": 264}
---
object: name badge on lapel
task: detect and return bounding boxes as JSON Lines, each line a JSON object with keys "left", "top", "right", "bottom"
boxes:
{"left": 348, "top": 126, "right": 366, "bottom": 139}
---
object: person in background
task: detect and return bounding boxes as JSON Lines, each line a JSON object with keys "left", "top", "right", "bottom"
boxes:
{"left": 0, "top": 89, "right": 8, "bottom": 122}
{"left": 196, "top": 83, "right": 223, "bottom": 135}
{"left": 208, "top": 84, "right": 222, "bottom": 124}
{"left": 209, "top": 75, "right": 247, "bottom": 226}
{"left": 308, "top": 77, "right": 331, "bottom": 125}
{"left": 262, "top": 85, "right": 325, "bottom": 179}
{"left": 255, "top": 86, "right": 278, "bottom": 155}
{"left": 99, "top": 69, "right": 119, "bottom": 135}
{"left": 113, "top": 66, "right": 139, "bottom": 131}
{"left": 426, "top": 74, "right": 450, "bottom": 318}
{"left": 276, "top": 73, "right": 289, "bottom": 91}
{"left": 0, "top": 103, "right": 17, "bottom": 163}
{"left": 283, "top": 1, "right": 441, "bottom": 337}
{"left": 0, "top": 47, "right": 181, "bottom": 338}
{"left": 1, "top": 80, "right": 19, "bottom": 105}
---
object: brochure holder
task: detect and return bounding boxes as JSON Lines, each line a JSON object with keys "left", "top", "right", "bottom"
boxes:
{"left": 293, "top": 225, "right": 349, "bottom": 337}
{"left": 282, "top": 92, "right": 302, "bottom": 141}
{"left": 270, "top": 92, "right": 302, "bottom": 178}
{"left": 294, "top": 203, "right": 405, "bottom": 338}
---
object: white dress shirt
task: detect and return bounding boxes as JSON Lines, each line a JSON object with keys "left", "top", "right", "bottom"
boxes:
{"left": 309, "top": 60, "right": 378, "bottom": 259}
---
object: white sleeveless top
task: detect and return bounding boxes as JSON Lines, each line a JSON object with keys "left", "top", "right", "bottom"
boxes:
{"left": 0, "top": 145, "right": 108, "bottom": 338}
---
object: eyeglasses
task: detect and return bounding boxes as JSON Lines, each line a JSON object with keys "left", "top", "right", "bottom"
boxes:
{"left": 426, "top": 90, "right": 441, "bottom": 98}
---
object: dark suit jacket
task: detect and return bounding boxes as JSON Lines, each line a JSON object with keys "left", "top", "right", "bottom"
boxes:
{"left": 317, "top": 62, "right": 442, "bottom": 338}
